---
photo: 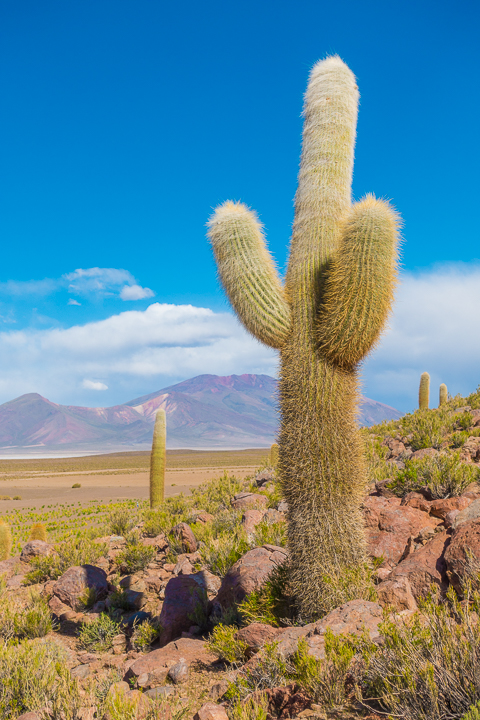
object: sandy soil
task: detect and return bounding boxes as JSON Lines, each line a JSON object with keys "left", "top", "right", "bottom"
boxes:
{"left": 0, "top": 466, "right": 256, "bottom": 511}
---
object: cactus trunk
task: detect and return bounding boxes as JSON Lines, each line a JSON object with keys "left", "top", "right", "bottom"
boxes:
{"left": 439, "top": 383, "right": 448, "bottom": 406}
{"left": 419, "top": 372, "right": 430, "bottom": 410}
{"left": 150, "top": 409, "right": 166, "bottom": 508}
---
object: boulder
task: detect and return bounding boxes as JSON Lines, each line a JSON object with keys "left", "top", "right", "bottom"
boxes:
{"left": 126, "top": 638, "right": 216, "bottom": 688}
{"left": 0, "top": 556, "right": 20, "bottom": 579}
{"left": 273, "top": 599, "right": 383, "bottom": 660}
{"left": 452, "top": 499, "right": 480, "bottom": 529}
{"left": 194, "top": 703, "right": 229, "bottom": 720}
{"left": 387, "top": 530, "right": 450, "bottom": 600}
{"left": 242, "top": 509, "right": 267, "bottom": 535}
{"left": 215, "top": 545, "right": 287, "bottom": 608}
{"left": 158, "top": 574, "right": 208, "bottom": 645}
{"left": 401, "top": 492, "right": 431, "bottom": 513}
{"left": 172, "top": 522, "right": 198, "bottom": 553}
{"left": 429, "top": 496, "right": 472, "bottom": 520}
{"left": 461, "top": 437, "right": 480, "bottom": 462}
{"left": 196, "top": 512, "right": 215, "bottom": 524}
{"left": 376, "top": 575, "right": 418, "bottom": 611}
{"left": 141, "top": 533, "right": 169, "bottom": 551}
{"left": 250, "top": 684, "right": 311, "bottom": 720}
{"left": 384, "top": 437, "right": 406, "bottom": 459}
{"left": 444, "top": 519, "right": 480, "bottom": 592}
{"left": 168, "top": 658, "right": 188, "bottom": 684}
{"left": 235, "top": 622, "right": 282, "bottom": 657}
{"left": 411, "top": 448, "right": 439, "bottom": 460}
{"left": 20, "top": 540, "right": 55, "bottom": 562}
{"left": 52, "top": 565, "right": 108, "bottom": 609}
{"left": 231, "top": 492, "right": 268, "bottom": 510}
{"left": 16, "top": 714, "right": 41, "bottom": 720}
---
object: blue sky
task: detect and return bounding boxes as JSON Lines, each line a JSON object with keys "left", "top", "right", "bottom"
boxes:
{"left": 0, "top": 0, "right": 479, "bottom": 411}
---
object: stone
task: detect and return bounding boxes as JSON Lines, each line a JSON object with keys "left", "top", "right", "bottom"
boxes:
{"left": 277, "top": 500, "right": 288, "bottom": 513}
{"left": 6, "top": 574, "right": 25, "bottom": 589}
{"left": 452, "top": 498, "right": 480, "bottom": 529}
{"left": 158, "top": 574, "right": 208, "bottom": 645}
{"left": 145, "top": 686, "right": 175, "bottom": 700}
{"left": 235, "top": 622, "right": 282, "bottom": 657}
{"left": 71, "top": 664, "right": 91, "bottom": 679}
{"left": 77, "top": 709, "right": 97, "bottom": 720}
{"left": 173, "top": 557, "right": 194, "bottom": 576}
{"left": 374, "top": 479, "right": 397, "bottom": 498}
{"left": 215, "top": 546, "right": 288, "bottom": 608}
{"left": 193, "top": 569, "right": 221, "bottom": 597}
{"left": 384, "top": 437, "right": 406, "bottom": 459}
{"left": 388, "top": 530, "right": 450, "bottom": 600}
{"left": 273, "top": 599, "right": 383, "bottom": 660}
{"left": 48, "top": 594, "right": 73, "bottom": 618}
{"left": 119, "top": 575, "right": 146, "bottom": 593}
{"left": 52, "top": 565, "right": 108, "bottom": 609}
{"left": 231, "top": 492, "right": 268, "bottom": 510}
{"left": 126, "top": 637, "right": 216, "bottom": 687}
{"left": 252, "top": 684, "right": 311, "bottom": 720}
{"left": 17, "top": 714, "right": 41, "bottom": 720}
{"left": 376, "top": 575, "right": 418, "bottom": 611}
{"left": 445, "top": 509, "right": 460, "bottom": 528}
{"left": 461, "top": 437, "right": 480, "bottom": 462}
{"left": 411, "top": 448, "right": 439, "bottom": 460}
{"left": 168, "top": 658, "right": 189, "bottom": 683}
{"left": 242, "top": 509, "right": 267, "bottom": 535}
{"left": 429, "top": 496, "right": 472, "bottom": 520}
{"left": 264, "top": 508, "right": 285, "bottom": 524}
{"left": 125, "top": 690, "right": 154, "bottom": 720}
{"left": 196, "top": 512, "right": 215, "bottom": 525}
{"left": 401, "top": 492, "right": 431, "bottom": 513}
{"left": 255, "top": 469, "right": 276, "bottom": 487}
{"left": 126, "top": 610, "right": 151, "bottom": 628}
{"left": 142, "top": 533, "right": 169, "bottom": 551}
{"left": 20, "top": 540, "right": 55, "bottom": 562}
{"left": 172, "top": 522, "right": 198, "bottom": 553}
{"left": 0, "top": 556, "right": 20, "bottom": 579}
{"left": 444, "top": 519, "right": 480, "bottom": 591}
{"left": 194, "top": 703, "right": 229, "bottom": 720}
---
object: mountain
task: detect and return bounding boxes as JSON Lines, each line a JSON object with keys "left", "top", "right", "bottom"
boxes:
{"left": 0, "top": 374, "right": 402, "bottom": 451}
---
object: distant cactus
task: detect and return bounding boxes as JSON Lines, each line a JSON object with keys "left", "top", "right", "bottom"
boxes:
{"left": 439, "top": 383, "right": 448, "bottom": 406}
{"left": 269, "top": 443, "right": 279, "bottom": 468}
{"left": 0, "top": 519, "right": 12, "bottom": 561}
{"left": 29, "top": 522, "right": 48, "bottom": 542}
{"left": 208, "top": 56, "right": 400, "bottom": 618}
{"left": 419, "top": 372, "right": 430, "bottom": 410}
{"left": 150, "top": 408, "right": 166, "bottom": 508}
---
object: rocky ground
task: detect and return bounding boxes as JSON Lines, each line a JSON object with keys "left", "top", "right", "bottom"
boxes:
{"left": 2, "top": 395, "right": 480, "bottom": 720}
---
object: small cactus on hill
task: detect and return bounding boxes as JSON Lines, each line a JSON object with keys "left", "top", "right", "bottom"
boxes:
{"left": 269, "top": 443, "right": 279, "bottom": 468}
{"left": 439, "top": 383, "right": 448, "bottom": 406}
{"left": 29, "top": 522, "right": 48, "bottom": 542}
{"left": 419, "top": 372, "right": 430, "bottom": 410}
{"left": 150, "top": 408, "right": 166, "bottom": 508}
{"left": 208, "top": 56, "right": 400, "bottom": 618}
{"left": 0, "top": 518, "right": 12, "bottom": 561}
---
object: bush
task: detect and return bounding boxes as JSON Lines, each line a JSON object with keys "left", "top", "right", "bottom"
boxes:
{"left": 0, "top": 639, "right": 80, "bottom": 719}
{"left": 0, "top": 591, "right": 53, "bottom": 641}
{"left": 131, "top": 617, "right": 161, "bottom": 651}
{"left": 228, "top": 695, "right": 269, "bottom": 720}
{"left": 108, "top": 588, "right": 136, "bottom": 611}
{"left": 108, "top": 507, "right": 139, "bottom": 537}
{"left": 72, "top": 482, "right": 81, "bottom": 488}
{"left": 0, "top": 519, "right": 12, "bottom": 561}
{"left": 401, "top": 407, "right": 454, "bottom": 451}
{"left": 388, "top": 452, "right": 479, "bottom": 499}
{"left": 115, "top": 542, "right": 156, "bottom": 573}
{"left": 28, "top": 522, "right": 48, "bottom": 542}
{"left": 143, "top": 508, "right": 175, "bottom": 537}
{"left": 24, "top": 535, "right": 107, "bottom": 584}
{"left": 292, "top": 635, "right": 355, "bottom": 708}
{"left": 207, "top": 623, "right": 247, "bottom": 665}
{"left": 78, "top": 612, "right": 122, "bottom": 652}
{"left": 252, "top": 520, "right": 286, "bottom": 548}
{"left": 200, "top": 531, "right": 249, "bottom": 578}
{"left": 190, "top": 472, "right": 244, "bottom": 514}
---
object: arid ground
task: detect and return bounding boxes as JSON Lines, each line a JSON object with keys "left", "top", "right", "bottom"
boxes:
{"left": 0, "top": 448, "right": 268, "bottom": 511}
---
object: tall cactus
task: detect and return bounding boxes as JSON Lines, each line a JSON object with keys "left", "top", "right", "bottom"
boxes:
{"left": 0, "top": 518, "right": 12, "bottom": 561}
{"left": 208, "top": 56, "right": 400, "bottom": 618}
{"left": 439, "top": 383, "right": 448, "bottom": 406}
{"left": 419, "top": 372, "right": 430, "bottom": 410}
{"left": 150, "top": 408, "right": 166, "bottom": 508}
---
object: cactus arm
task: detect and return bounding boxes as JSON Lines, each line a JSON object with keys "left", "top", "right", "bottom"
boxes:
{"left": 419, "top": 372, "right": 430, "bottom": 410}
{"left": 207, "top": 201, "right": 291, "bottom": 349}
{"left": 316, "top": 195, "right": 400, "bottom": 370}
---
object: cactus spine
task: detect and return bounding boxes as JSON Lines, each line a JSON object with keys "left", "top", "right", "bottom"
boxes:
{"left": 150, "top": 408, "right": 166, "bottom": 508}
{"left": 208, "top": 56, "right": 400, "bottom": 618}
{"left": 439, "top": 383, "right": 448, "bottom": 406}
{"left": 0, "top": 519, "right": 12, "bottom": 561}
{"left": 29, "top": 522, "right": 48, "bottom": 542}
{"left": 419, "top": 372, "right": 430, "bottom": 410}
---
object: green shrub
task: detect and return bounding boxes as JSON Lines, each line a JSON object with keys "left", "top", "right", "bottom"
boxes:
{"left": 0, "top": 592, "right": 53, "bottom": 640}
{"left": 292, "top": 634, "right": 355, "bottom": 708}
{"left": 456, "top": 411, "right": 474, "bottom": 430}
{"left": 0, "top": 519, "right": 12, "bottom": 561}
{"left": 190, "top": 472, "right": 244, "bottom": 514}
{"left": 78, "top": 613, "right": 122, "bottom": 652}
{"left": 401, "top": 407, "right": 454, "bottom": 451}
{"left": 78, "top": 586, "right": 98, "bottom": 610}
{"left": 207, "top": 623, "right": 247, "bottom": 664}
{"left": 388, "top": 452, "right": 479, "bottom": 499}
{"left": 131, "top": 617, "right": 161, "bottom": 651}
{"left": 115, "top": 542, "right": 156, "bottom": 573}
{"left": 108, "top": 588, "right": 135, "bottom": 611}
{"left": 467, "top": 387, "right": 480, "bottom": 410}
{"left": 464, "top": 704, "right": 480, "bottom": 720}
{"left": 72, "top": 482, "right": 81, "bottom": 488}
{"left": 252, "top": 520, "right": 286, "bottom": 548}
{"left": 108, "top": 507, "right": 139, "bottom": 537}
{"left": 24, "top": 535, "right": 107, "bottom": 584}
{"left": 24, "top": 554, "right": 60, "bottom": 584}
{"left": 200, "top": 531, "right": 249, "bottom": 578}
{"left": 451, "top": 431, "right": 469, "bottom": 448}
{"left": 228, "top": 694, "right": 269, "bottom": 720}
{"left": 143, "top": 508, "right": 174, "bottom": 537}
{"left": 0, "top": 639, "right": 80, "bottom": 719}
{"left": 239, "top": 562, "right": 294, "bottom": 626}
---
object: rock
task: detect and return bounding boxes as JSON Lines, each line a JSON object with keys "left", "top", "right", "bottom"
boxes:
{"left": 255, "top": 469, "right": 276, "bottom": 487}
{"left": 251, "top": 684, "right": 311, "bottom": 720}
{"left": 173, "top": 557, "right": 194, "bottom": 576}
{"left": 0, "top": 556, "right": 20, "bottom": 579}
{"left": 273, "top": 599, "right": 383, "bottom": 660}
{"left": 71, "top": 664, "right": 91, "bottom": 679}
{"left": 235, "top": 622, "right": 282, "bottom": 657}
{"left": 429, "top": 496, "right": 472, "bottom": 520}
{"left": 92, "top": 600, "right": 106, "bottom": 613}
{"left": 277, "top": 500, "right": 288, "bottom": 513}
{"left": 445, "top": 509, "right": 460, "bottom": 528}
{"left": 374, "top": 479, "right": 397, "bottom": 498}
{"left": 52, "top": 565, "right": 108, "bottom": 609}
{"left": 196, "top": 512, "right": 215, "bottom": 525}
{"left": 168, "top": 658, "right": 188, "bottom": 683}
{"left": 172, "top": 522, "right": 198, "bottom": 553}
{"left": 194, "top": 703, "right": 229, "bottom": 720}
{"left": 388, "top": 530, "right": 450, "bottom": 600}
{"left": 376, "top": 575, "right": 418, "bottom": 611}
{"left": 20, "top": 540, "right": 55, "bottom": 562}
{"left": 452, "top": 498, "right": 480, "bottom": 529}
{"left": 231, "top": 492, "right": 268, "bottom": 510}
{"left": 142, "top": 533, "right": 169, "bottom": 551}
{"left": 126, "top": 638, "right": 216, "bottom": 687}
{"left": 215, "top": 546, "right": 288, "bottom": 608}
{"left": 16, "top": 714, "right": 41, "bottom": 720}
{"left": 49, "top": 594, "right": 74, "bottom": 618}
{"left": 411, "top": 448, "right": 439, "bottom": 460}
{"left": 444, "top": 520, "right": 480, "bottom": 592}
{"left": 119, "top": 575, "right": 146, "bottom": 593}
{"left": 401, "top": 492, "right": 431, "bottom": 513}
{"left": 145, "top": 686, "right": 175, "bottom": 700}
{"left": 193, "top": 569, "right": 221, "bottom": 597}
{"left": 6, "top": 574, "right": 25, "bottom": 589}
{"left": 461, "top": 437, "right": 480, "bottom": 462}
{"left": 158, "top": 575, "right": 208, "bottom": 645}
{"left": 77, "top": 709, "right": 97, "bottom": 720}
{"left": 242, "top": 509, "right": 267, "bottom": 535}
{"left": 126, "top": 610, "right": 150, "bottom": 628}
{"left": 384, "top": 437, "right": 406, "bottom": 459}
{"left": 209, "top": 680, "right": 231, "bottom": 700}
{"left": 264, "top": 508, "right": 285, "bottom": 524}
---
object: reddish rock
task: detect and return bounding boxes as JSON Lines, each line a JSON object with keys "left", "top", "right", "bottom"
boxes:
{"left": 444, "top": 519, "right": 480, "bottom": 592}
{"left": 401, "top": 492, "right": 431, "bottom": 513}
{"left": 373, "top": 480, "right": 397, "bottom": 498}
{"left": 430, "top": 496, "right": 472, "bottom": 519}
{"left": 376, "top": 575, "right": 418, "bottom": 611}
{"left": 242, "top": 509, "right": 267, "bottom": 535}
{"left": 411, "top": 448, "right": 439, "bottom": 460}
{"left": 256, "top": 684, "right": 311, "bottom": 720}
{"left": 445, "top": 509, "right": 460, "bottom": 528}
{"left": 52, "top": 565, "right": 108, "bottom": 609}
{"left": 384, "top": 437, "right": 406, "bottom": 458}
{"left": 215, "top": 546, "right": 287, "bottom": 608}
{"left": 126, "top": 638, "right": 216, "bottom": 687}
{"left": 168, "top": 658, "right": 188, "bottom": 684}
{"left": 172, "top": 522, "right": 198, "bottom": 553}
{"left": 235, "top": 623, "right": 282, "bottom": 657}
{"left": 141, "top": 533, "right": 169, "bottom": 550}
{"left": 0, "top": 556, "right": 21, "bottom": 579}
{"left": 363, "top": 495, "right": 400, "bottom": 528}
{"left": 461, "top": 437, "right": 480, "bottom": 462}
{"left": 196, "top": 512, "right": 215, "bottom": 524}
{"left": 231, "top": 492, "right": 268, "bottom": 510}
{"left": 20, "top": 540, "right": 55, "bottom": 562}
{"left": 273, "top": 599, "right": 383, "bottom": 660}
{"left": 193, "top": 569, "right": 221, "bottom": 597}
{"left": 158, "top": 574, "right": 208, "bottom": 645}
{"left": 452, "top": 498, "right": 480, "bottom": 529}
{"left": 388, "top": 530, "right": 450, "bottom": 600}
{"left": 194, "top": 703, "right": 229, "bottom": 720}
{"left": 16, "top": 714, "right": 41, "bottom": 720}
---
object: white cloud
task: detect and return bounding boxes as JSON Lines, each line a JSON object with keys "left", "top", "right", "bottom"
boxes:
{"left": 68, "top": 299, "right": 81, "bottom": 306}
{"left": 120, "top": 284, "right": 155, "bottom": 301}
{"left": 64, "top": 267, "right": 136, "bottom": 297}
{"left": 0, "top": 278, "right": 58, "bottom": 296}
{"left": 82, "top": 379, "right": 108, "bottom": 391}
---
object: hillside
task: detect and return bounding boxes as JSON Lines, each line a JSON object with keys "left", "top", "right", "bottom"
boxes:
{"left": 0, "top": 374, "right": 401, "bottom": 451}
